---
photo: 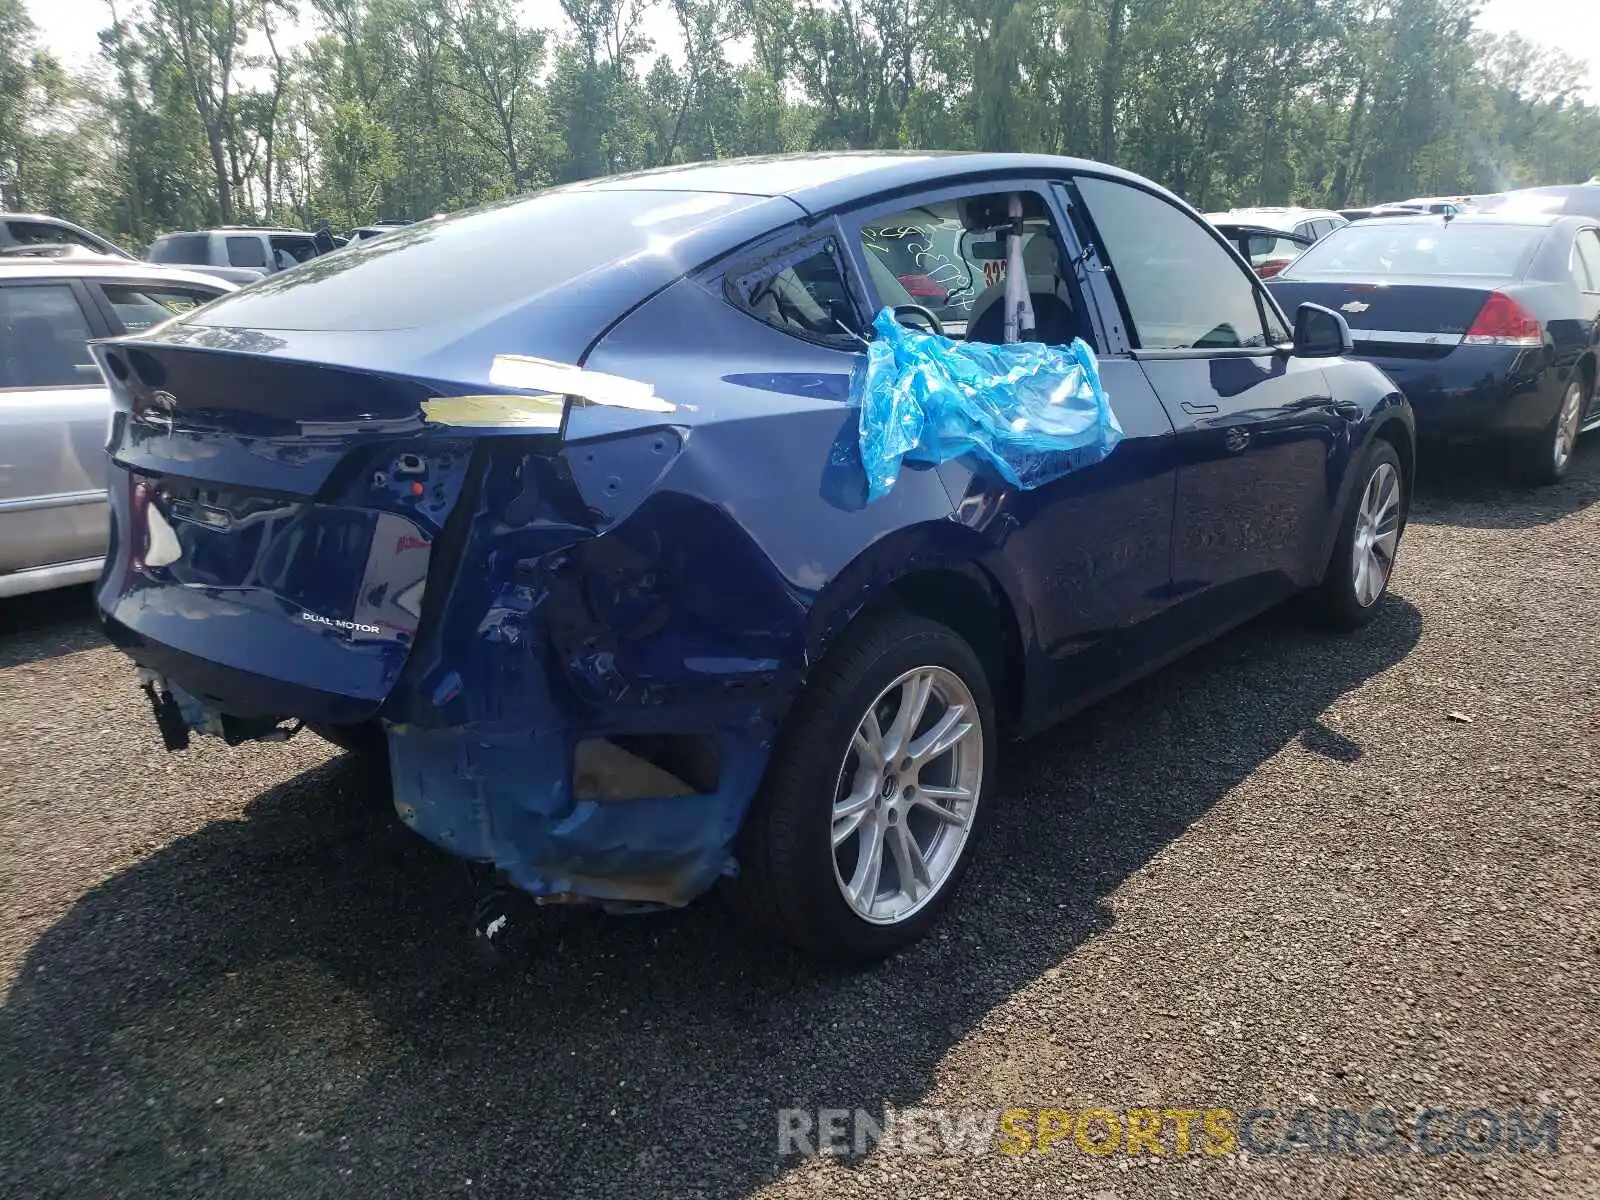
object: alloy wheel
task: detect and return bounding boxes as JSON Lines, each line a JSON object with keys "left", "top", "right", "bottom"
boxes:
{"left": 1351, "top": 460, "right": 1401, "bottom": 608}
{"left": 830, "top": 666, "right": 984, "bottom": 926}
{"left": 1554, "top": 381, "right": 1584, "bottom": 474}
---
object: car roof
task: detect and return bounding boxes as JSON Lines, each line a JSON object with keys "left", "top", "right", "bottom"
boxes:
{"left": 0, "top": 258, "right": 238, "bottom": 290}
{"left": 1206, "top": 206, "right": 1344, "bottom": 230}
{"left": 153, "top": 227, "right": 313, "bottom": 238}
{"left": 1340, "top": 211, "right": 1571, "bottom": 229}
{"left": 563, "top": 151, "right": 1173, "bottom": 215}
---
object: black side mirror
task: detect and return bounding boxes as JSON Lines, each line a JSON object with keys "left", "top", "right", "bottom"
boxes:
{"left": 1292, "top": 302, "right": 1354, "bottom": 358}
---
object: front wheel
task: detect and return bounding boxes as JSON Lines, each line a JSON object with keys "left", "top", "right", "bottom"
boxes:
{"left": 726, "top": 613, "right": 996, "bottom": 961}
{"left": 1314, "top": 439, "right": 1406, "bottom": 630}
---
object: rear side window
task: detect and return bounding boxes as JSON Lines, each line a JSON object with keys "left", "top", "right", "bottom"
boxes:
{"left": 227, "top": 236, "right": 269, "bottom": 268}
{"left": 99, "top": 282, "right": 222, "bottom": 333}
{"left": 1075, "top": 176, "right": 1272, "bottom": 350}
{"left": 1283, "top": 223, "right": 1543, "bottom": 279}
{"left": 0, "top": 284, "right": 99, "bottom": 389}
{"left": 727, "top": 240, "right": 861, "bottom": 345}
{"left": 149, "top": 234, "right": 210, "bottom": 264}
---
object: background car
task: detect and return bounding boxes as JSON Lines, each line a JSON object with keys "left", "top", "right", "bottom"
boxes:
{"left": 147, "top": 227, "right": 336, "bottom": 279}
{"left": 0, "top": 212, "right": 133, "bottom": 260}
{"left": 0, "top": 260, "right": 233, "bottom": 598}
{"left": 91, "top": 153, "right": 1412, "bottom": 960}
{"left": 1209, "top": 222, "right": 1316, "bottom": 278}
{"left": 1268, "top": 211, "right": 1600, "bottom": 483}
{"left": 1204, "top": 205, "right": 1350, "bottom": 244}
{"left": 346, "top": 219, "right": 415, "bottom": 242}
{"left": 1476, "top": 183, "right": 1600, "bottom": 220}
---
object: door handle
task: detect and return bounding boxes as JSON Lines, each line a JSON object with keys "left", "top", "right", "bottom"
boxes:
{"left": 1181, "top": 400, "right": 1220, "bottom": 415}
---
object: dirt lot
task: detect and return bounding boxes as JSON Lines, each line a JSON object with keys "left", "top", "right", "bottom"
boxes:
{"left": 1, "top": 448, "right": 1598, "bottom": 1199}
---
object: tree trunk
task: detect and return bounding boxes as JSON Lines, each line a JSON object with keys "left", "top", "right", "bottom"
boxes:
{"left": 1098, "top": 0, "right": 1126, "bottom": 162}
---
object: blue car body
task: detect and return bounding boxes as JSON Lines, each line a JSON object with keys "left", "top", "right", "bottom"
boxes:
{"left": 92, "top": 153, "right": 1413, "bottom": 913}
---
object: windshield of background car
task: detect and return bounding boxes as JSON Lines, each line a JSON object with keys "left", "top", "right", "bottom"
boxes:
{"left": 1281, "top": 222, "right": 1544, "bottom": 279}
{"left": 186, "top": 189, "right": 767, "bottom": 332}
{"left": 148, "top": 234, "right": 210, "bottom": 264}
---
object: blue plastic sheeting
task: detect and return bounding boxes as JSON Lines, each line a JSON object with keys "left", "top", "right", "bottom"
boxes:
{"left": 852, "top": 308, "right": 1123, "bottom": 501}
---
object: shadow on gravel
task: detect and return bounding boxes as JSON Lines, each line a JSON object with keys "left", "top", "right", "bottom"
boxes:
{"left": 0, "top": 597, "right": 1422, "bottom": 1199}
{"left": 0, "top": 585, "right": 101, "bottom": 669}
{"left": 1408, "top": 437, "right": 1599, "bottom": 530}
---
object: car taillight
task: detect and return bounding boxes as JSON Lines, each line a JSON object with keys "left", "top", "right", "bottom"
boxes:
{"left": 1463, "top": 292, "right": 1542, "bottom": 347}
{"left": 1255, "top": 259, "right": 1291, "bottom": 279}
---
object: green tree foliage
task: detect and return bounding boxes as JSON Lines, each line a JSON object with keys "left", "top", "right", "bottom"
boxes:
{"left": 8, "top": 0, "right": 1600, "bottom": 244}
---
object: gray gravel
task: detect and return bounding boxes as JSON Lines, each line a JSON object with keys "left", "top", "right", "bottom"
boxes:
{"left": 2, "top": 447, "right": 1598, "bottom": 1199}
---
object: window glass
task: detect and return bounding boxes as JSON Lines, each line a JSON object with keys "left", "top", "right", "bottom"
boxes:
{"left": 727, "top": 240, "right": 860, "bottom": 344}
{"left": 0, "top": 284, "right": 99, "bottom": 388}
{"left": 1573, "top": 230, "right": 1600, "bottom": 291}
{"left": 149, "top": 233, "right": 210, "bottom": 264}
{"left": 857, "top": 192, "right": 1085, "bottom": 346}
{"left": 1282, "top": 222, "right": 1541, "bottom": 279}
{"left": 227, "top": 236, "right": 269, "bottom": 268}
{"left": 1075, "top": 176, "right": 1269, "bottom": 350}
{"left": 6, "top": 219, "right": 102, "bottom": 253}
{"left": 1242, "top": 233, "right": 1307, "bottom": 267}
{"left": 270, "top": 236, "right": 318, "bottom": 264}
{"left": 100, "top": 283, "right": 221, "bottom": 333}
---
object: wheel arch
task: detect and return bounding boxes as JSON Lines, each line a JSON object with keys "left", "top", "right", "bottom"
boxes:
{"left": 804, "top": 530, "right": 1030, "bottom": 733}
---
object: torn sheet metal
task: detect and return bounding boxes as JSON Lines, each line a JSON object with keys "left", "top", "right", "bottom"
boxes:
{"left": 851, "top": 307, "right": 1123, "bottom": 502}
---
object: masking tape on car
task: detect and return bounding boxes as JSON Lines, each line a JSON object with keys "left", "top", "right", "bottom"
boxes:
{"left": 421, "top": 393, "right": 565, "bottom": 429}
{"left": 489, "top": 354, "right": 675, "bottom": 413}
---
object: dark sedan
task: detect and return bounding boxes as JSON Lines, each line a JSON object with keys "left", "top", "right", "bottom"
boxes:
{"left": 1269, "top": 213, "right": 1600, "bottom": 484}
{"left": 90, "top": 153, "right": 1412, "bottom": 960}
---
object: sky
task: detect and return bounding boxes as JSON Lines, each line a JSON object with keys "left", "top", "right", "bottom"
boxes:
{"left": 24, "top": 0, "right": 1600, "bottom": 103}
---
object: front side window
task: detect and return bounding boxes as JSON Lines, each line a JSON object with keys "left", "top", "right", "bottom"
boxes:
{"left": 1075, "top": 175, "right": 1270, "bottom": 350}
{"left": 0, "top": 284, "right": 98, "bottom": 389}
{"left": 100, "top": 283, "right": 222, "bottom": 333}
{"left": 726, "top": 240, "right": 861, "bottom": 345}
{"left": 1573, "top": 229, "right": 1600, "bottom": 292}
{"left": 227, "top": 236, "right": 268, "bottom": 268}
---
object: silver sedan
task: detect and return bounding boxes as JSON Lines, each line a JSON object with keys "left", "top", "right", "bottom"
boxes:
{"left": 0, "top": 259, "right": 234, "bottom": 598}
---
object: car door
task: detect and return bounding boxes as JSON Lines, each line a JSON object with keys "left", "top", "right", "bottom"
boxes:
{"left": 1570, "top": 227, "right": 1600, "bottom": 427}
{"left": 1069, "top": 173, "right": 1352, "bottom": 632}
{"left": 0, "top": 279, "right": 116, "bottom": 581}
{"left": 839, "top": 178, "right": 1180, "bottom": 726}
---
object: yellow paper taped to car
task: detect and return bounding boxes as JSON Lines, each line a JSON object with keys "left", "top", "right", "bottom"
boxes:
{"left": 421, "top": 393, "right": 565, "bottom": 429}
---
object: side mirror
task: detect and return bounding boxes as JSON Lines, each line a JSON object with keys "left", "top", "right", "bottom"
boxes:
{"left": 1292, "top": 302, "right": 1354, "bottom": 358}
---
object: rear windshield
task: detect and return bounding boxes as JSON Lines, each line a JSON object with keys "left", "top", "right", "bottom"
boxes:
{"left": 1281, "top": 222, "right": 1544, "bottom": 279}
{"left": 187, "top": 188, "right": 764, "bottom": 332}
{"left": 149, "top": 234, "right": 210, "bottom": 265}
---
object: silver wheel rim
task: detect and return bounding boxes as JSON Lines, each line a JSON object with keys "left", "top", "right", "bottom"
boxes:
{"left": 831, "top": 665, "right": 984, "bottom": 926}
{"left": 1351, "top": 460, "right": 1401, "bottom": 608}
{"left": 1554, "top": 382, "right": 1583, "bottom": 472}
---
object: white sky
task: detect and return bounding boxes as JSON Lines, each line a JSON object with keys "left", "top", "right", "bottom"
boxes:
{"left": 25, "top": 0, "right": 1600, "bottom": 101}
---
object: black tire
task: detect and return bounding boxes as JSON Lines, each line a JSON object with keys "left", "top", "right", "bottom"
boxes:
{"left": 308, "top": 720, "right": 393, "bottom": 809}
{"left": 1512, "top": 377, "right": 1587, "bottom": 487}
{"left": 1314, "top": 438, "right": 1406, "bottom": 630}
{"left": 725, "top": 612, "right": 997, "bottom": 961}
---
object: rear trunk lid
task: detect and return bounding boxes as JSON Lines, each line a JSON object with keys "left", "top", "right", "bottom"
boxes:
{"left": 1267, "top": 276, "right": 1500, "bottom": 359}
{"left": 93, "top": 186, "right": 797, "bottom": 726}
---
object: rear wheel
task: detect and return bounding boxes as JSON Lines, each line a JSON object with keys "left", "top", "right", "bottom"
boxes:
{"left": 1314, "top": 439, "right": 1405, "bottom": 630}
{"left": 727, "top": 613, "right": 996, "bottom": 961}
{"left": 1514, "top": 378, "right": 1585, "bottom": 486}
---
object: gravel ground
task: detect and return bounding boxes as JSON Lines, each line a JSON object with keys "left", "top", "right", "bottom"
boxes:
{"left": 1, "top": 447, "right": 1598, "bottom": 1199}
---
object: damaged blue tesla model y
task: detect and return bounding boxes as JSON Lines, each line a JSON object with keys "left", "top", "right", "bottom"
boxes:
{"left": 93, "top": 153, "right": 1414, "bottom": 960}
